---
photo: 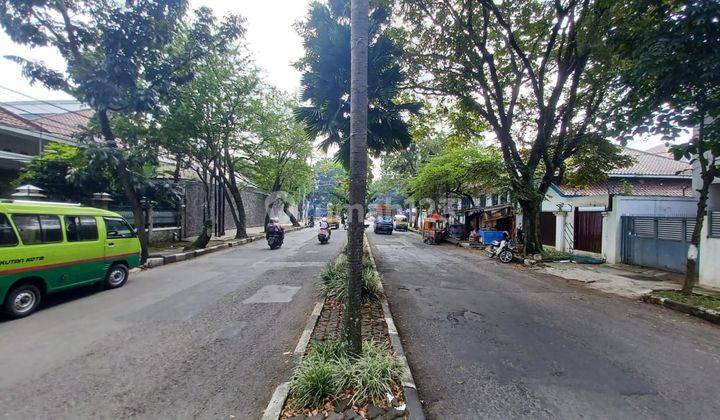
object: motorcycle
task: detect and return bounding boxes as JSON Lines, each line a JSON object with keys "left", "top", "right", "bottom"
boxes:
{"left": 267, "top": 233, "right": 284, "bottom": 250}
{"left": 488, "top": 239, "right": 517, "bottom": 263}
{"left": 318, "top": 227, "right": 330, "bottom": 244}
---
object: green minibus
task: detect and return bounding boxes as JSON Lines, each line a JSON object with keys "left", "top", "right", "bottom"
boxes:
{"left": 0, "top": 200, "right": 142, "bottom": 318}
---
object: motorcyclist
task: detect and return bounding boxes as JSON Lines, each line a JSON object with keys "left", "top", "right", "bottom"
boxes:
{"left": 319, "top": 217, "right": 331, "bottom": 237}
{"left": 266, "top": 217, "right": 284, "bottom": 241}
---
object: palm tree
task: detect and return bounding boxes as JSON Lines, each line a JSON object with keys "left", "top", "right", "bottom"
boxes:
{"left": 296, "top": 0, "right": 419, "bottom": 168}
{"left": 344, "top": 0, "right": 369, "bottom": 356}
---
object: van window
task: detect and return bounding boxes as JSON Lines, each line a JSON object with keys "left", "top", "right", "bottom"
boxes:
{"left": 12, "top": 214, "right": 63, "bottom": 245}
{"left": 65, "top": 216, "right": 99, "bottom": 242}
{"left": 0, "top": 213, "right": 18, "bottom": 246}
{"left": 104, "top": 217, "right": 136, "bottom": 238}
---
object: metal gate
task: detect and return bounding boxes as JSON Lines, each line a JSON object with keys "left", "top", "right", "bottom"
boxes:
{"left": 621, "top": 216, "right": 695, "bottom": 273}
{"left": 574, "top": 211, "right": 603, "bottom": 253}
{"left": 539, "top": 212, "right": 556, "bottom": 246}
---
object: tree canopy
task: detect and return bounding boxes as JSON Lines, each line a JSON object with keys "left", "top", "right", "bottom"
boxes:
{"left": 295, "top": 0, "right": 420, "bottom": 167}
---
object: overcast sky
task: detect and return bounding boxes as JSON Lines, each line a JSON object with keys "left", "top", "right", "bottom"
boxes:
{"left": 0, "top": 0, "right": 313, "bottom": 102}
{"left": 0, "top": 0, "right": 677, "bottom": 153}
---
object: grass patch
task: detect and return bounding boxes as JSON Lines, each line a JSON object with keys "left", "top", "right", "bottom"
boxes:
{"left": 541, "top": 249, "right": 574, "bottom": 261}
{"left": 318, "top": 256, "right": 383, "bottom": 301}
{"left": 288, "top": 340, "right": 403, "bottom": 410}
{"left": 654, "top": 290, "right": 720, "bottom": 312}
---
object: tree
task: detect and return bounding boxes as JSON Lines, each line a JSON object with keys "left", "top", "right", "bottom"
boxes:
{"left": 295, "top": 0, "right": 420, "bottom": 168}
{"left": 408, "top": 145, "right": 506, "bottom": 209}
{"left": 344, "top": 0, "right": 370, "bottom": 355}
{"left": 308, "top": 159, "right": 348, "bottom": 215}
{"left": 1, "top": 2, "right": 243, "bottom": 260}
{"left": 155, "top": 50, "right": 261, "bottom": 239}
{"left": 607, "top": 0, "right": 720, "bottom": 294}
{"left": 247, "top": 90, "right": 313, "bottom": 227}
{"left": 399, "top": 0, "right": 625, "bottom": 254}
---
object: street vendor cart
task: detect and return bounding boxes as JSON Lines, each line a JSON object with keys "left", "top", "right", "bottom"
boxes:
{"left": 421, "top": 214, "right": 446, "bottom": 245}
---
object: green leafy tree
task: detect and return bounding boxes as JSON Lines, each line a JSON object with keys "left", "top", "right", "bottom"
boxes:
{"left": 607, "top": 0, "right": 720, "bottom": 294}
{"left": 408, "top": 145, "right": 506, "bottom": 209}
{"left": 295, "top": 0, "right": 419, "bottom": 168}
{"left": 309, "top": 159, "right": 348, "bottom": 215}
{"left": 247, "top": 90, "right": 313, "bottom": 227}
{"left": 398, "top": 0, "right": 625, "bottom": 254}
{"left": 1, "top": 2, "right": 243, "bottom": 260}
{"left": 155, "top": 50, "right": 261, "bottom": 239}
{"left": 15, "top": 143, "right": 107, "bottom": 202}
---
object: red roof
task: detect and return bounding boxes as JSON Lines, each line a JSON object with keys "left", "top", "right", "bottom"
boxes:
{"left": 0, "top": 106, "right": 43, "bottom": 131}
{"left": 33, "top": 109, "right": 94, "bottom": 138}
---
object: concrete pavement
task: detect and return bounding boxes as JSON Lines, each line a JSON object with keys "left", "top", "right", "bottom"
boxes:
{"left": 369, "top": 230, "right": 720, "bottom": 419}
{"left": 0, "top": 228, "right": 346, "bottom": 419}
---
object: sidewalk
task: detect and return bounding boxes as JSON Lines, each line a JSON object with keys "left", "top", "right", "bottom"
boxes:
{"left": 149, "top": 223, "right": 298, "bottom": 257}
{"left": 541, "top": 261, "right": 720, "bottom": 299}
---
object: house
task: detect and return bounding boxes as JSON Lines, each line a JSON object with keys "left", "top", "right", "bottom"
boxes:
{"left": 529, "top": 147, "right": 698, "bottom": 272}
{"left": 0, "top": 104, "right": 86, "bottom": 196}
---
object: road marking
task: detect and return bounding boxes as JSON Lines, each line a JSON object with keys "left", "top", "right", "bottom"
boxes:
{"left": 243, "top": 285, "right": 301, "bottom": 304}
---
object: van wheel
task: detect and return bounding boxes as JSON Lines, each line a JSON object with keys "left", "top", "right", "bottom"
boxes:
{"left": 105, "top": 264, "right": 129, "bottom": 289}
{"left": 4, "top": 284, "right": 41, "bottom": 318}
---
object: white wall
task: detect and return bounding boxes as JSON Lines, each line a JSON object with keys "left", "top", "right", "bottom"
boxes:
{"left": 605, "top": 196, "right": 697, "bottom": 263}
{"left": 699, "top": 214, "right": 720, "bottom": 288}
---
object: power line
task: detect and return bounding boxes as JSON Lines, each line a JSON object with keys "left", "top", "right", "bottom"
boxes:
{"left": 0, "top": 84, "right": 93, "bottom": 121}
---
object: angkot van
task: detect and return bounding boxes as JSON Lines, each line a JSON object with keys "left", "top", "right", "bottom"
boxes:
{"left": 0, "top": 200, "right": 141, "bottom": 318}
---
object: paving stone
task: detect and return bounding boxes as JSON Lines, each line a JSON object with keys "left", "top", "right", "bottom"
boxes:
{"left": 326, "top": 413, "right": 344, "bottom": 420}
{"left": 366, "top": 404, "right": 385, "bottom": 419}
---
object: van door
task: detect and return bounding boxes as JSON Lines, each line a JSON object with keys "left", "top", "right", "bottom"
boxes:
{"left": 63, "top": 215, "right": 104, "bottom": 285}
{"left": 102, "top": 217, "right": 139, "bottom": 266}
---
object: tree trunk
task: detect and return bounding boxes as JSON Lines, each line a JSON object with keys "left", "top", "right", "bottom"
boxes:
{"left": 519, "top": 199, "right": 543, "bottom": 256}
{"left": 344, "top": 0, "right": 369, "bottom": 356}
{"left": 284, "top": 202, "right": 300, "bottom": 227}
{"left": 226, "top": 182, "right": 248, "bottom": 239}
{"left": 97, "top": 109, "right": 149, "bottom": 262}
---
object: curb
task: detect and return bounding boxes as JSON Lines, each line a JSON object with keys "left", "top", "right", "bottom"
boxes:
{"left": 365, "top": 233, "right": 426, "bottom": 420}
{"left": 641, "top": 293, "right": 720, "bottom": 325}
{"left": 142, "top": 226, "right": 306, "bottom": 270}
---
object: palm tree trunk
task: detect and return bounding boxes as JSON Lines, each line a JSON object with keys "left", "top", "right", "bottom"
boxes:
{"left": 344, "top": 0, "right": 369, "bottom": 356}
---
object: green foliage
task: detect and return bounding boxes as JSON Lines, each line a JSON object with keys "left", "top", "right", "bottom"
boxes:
{"left": 309, "top": 159, "right": 348, "bottom": 211}
{"left": 541, "top": 249, "right": 574, "bottom": 262}
{"left": 289, "top": 343, "right": 347, "bottom": 409}
{"left": 318, "top": 256, "right": 382, "bottom": 302}
{"left": 288, "top": 339, "right": 403, "bottom": 409}
{"left": 408, "top": 145, "right": 506, "bottom": 202}
{"left": 345, "top": 341, "right": 404, "bottom": 405}
{"left": 563, "top": 137, "right": 635, "bottom": 188}
{"left": 295, "top": 0, "right": 420, "bottom": 167}
{"left": 654, "top": 290, "right": 720, "bottom": 312}
{"left": 15, "top": 143, "right": 110, "bottom": 202}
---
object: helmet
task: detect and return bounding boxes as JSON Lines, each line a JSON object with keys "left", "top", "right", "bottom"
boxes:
{"left": 271, "top": 217, "right": 279, "bottom": 223}
{"left": 322, "top": 217, "right": 327, "bottom": 221}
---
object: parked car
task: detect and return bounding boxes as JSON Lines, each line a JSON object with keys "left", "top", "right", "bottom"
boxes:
{"left": 374, "top": 215, "right": 394, "bottom": 234}
{"left": 0, "top": 200, "right": 141, "bottom": 318}
{"left": 394, "top": 215, "right": 408, "bottom": 231}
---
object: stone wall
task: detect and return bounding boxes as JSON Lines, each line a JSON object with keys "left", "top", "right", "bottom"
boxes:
{"left": 181, "top": 179, "right": 270, "bottom": 238}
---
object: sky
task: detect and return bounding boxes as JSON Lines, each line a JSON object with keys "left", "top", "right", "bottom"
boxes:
{"left": 0, "top": 0, "right": 313, "bottom": 102}
{"left": 0, "top": 0, "right": 679, "bottom": 157}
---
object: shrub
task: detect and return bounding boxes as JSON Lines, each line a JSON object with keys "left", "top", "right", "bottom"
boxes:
{"left": 288, "top": 341, "right": 348, "bottom": 409}
{"left": 288, "top": 340, "right": 404, "bottom": 409}
{"left": 344, "top": 341, "right": 404, "bottom": 405}
{"left": 318, "top": 257, "right": 384, "bottom": 301}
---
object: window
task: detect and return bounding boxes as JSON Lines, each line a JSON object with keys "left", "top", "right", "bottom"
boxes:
{"left": 65, "top": 216, "right": 99, "bottom": 242}
{"left": 104, "top": 217, "right": 136, "bottom": 238}
{"left": 0, "top": 213, "right": 18, "bottom": 246}
{"left": 12, "top": 214, "right": 63, "bottom": 245}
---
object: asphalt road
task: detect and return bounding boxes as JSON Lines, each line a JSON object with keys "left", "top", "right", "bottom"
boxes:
{"left": 0, "top": 228, "right": 345, "bottom": 419}
{"left": 369, "top": 231, "right": 720, "bottom": 420}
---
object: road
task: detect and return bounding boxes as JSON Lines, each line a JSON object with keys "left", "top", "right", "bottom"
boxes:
{"left": 0, "top": 228, "right": 345, "bottom": 419}
{"left": 369, "top": 231, "right": 720, "bottom": 420}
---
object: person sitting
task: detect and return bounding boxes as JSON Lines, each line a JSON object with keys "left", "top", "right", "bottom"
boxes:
{"left": 266, "top": 217, "right": 284, "bottom": 240}
{"left": 469, "top": 227, "right": 480, "bottom": 244}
